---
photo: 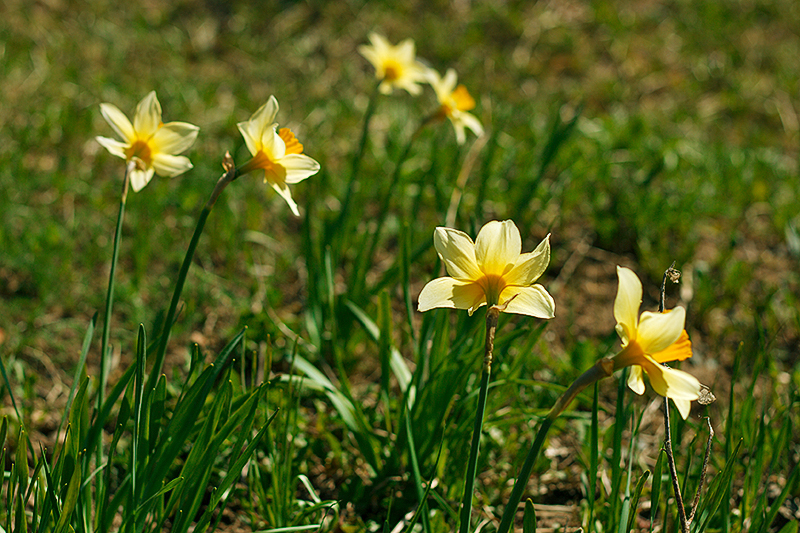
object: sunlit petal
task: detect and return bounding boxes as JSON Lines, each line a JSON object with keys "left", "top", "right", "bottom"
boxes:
{"left": 640, "top": 356, "right": 701, "bottom": 401}
{"left": 281, "top": 154, "right": 321, "bottom": 184}
{"left": 99, "top": 104, "right": 135, "bottom": 143}
{"left": 672, "top": 398, "right": 692, "bottom": 419}
{"left": 133, "top": 91, "right": 162, "bottom": 138}
{"left": 475, "top": 220, "right": 521, "bottom": 276}
{"left": 151, "top": 122, "right": 200, "bottom": 155}
{"left": 627, "top": 365, "right": 646, "bottom": 395}
{"left": 505, "top": 235, "right": 550, "bottom": 286}
{"left": 637, "top": 308, "right": 686, "bottom": 354}
{"left": 614, "top": 266, "right": 642, "bottom": 343}
{"left": 433, "top": 227, "right": 482, "bottom": 281}
{"left": 500, "top": 285, "right": 555, "bottom": 318}
{"left": 418, "top": 277, "right": 484, "bottom": 312}
{"left": 129, "top": 168, "right": 155, "bottom": 192}
{"left": 151, "top": 154, "right": 193, "bottom": 178}
{"left": 95, "top": 136, "right": 129, "bottom": 159}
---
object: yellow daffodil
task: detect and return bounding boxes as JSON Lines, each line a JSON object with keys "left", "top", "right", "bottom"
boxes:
{"left": 236, "top": 96, "right": 320, "bottom": 216}
{"left": 611, "top": 266, "right": 701, "bottom": 419}
{"left": 358, "top": 33, "right": 428, "bottom": 95}
{"left": 426, "top": 68, "right": 484, "bottom": 145}
{"left": 96, "top": 91, "right": 199, "bottom": 192}
{"left": 418, "top": 220, "right": 555, "bottom": 318}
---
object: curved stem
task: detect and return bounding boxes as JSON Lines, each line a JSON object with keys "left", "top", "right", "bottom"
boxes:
{"left": 148, "top": 166, "right": 237, "bottom": 390}
{"left": 496, "top": 358, "right": 614, "bottom": 533}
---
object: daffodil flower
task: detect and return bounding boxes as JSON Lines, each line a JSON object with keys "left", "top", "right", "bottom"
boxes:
{"left": 236, "top": 96, "right": 320, "bottom": 216}
{"left": 358, "top": 33, "right": 428, "bottom": 95}
{"left": 426, "top": 68, "right": 484, "bottom": 145}
{"left": 96, "top": 91, "right": 199, "bottom": 192}
{"left": 418, "top": 220, "right": 555, "bottom": 318}
{"left": 611, "top": 266, "right": 701, "bottom": 419}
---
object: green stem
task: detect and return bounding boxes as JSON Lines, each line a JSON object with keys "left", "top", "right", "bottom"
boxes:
{"left": 99, "top": 162, "right": 132, "bottom": 408}
{"left": 148, "top": 167, "right": 237, "bottom": 390}
{"left": 497, "top": 358, "right": 614, "bottom": 533}
{"left": 95, "top": 161, "right": 132, "bottom": 522}
{"left": 459, "top": 307, "right": 499, "bottom": 533}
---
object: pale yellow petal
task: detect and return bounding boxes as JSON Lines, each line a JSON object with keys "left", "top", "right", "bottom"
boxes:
{"left": 433, "top": 227, "right": 482, "bottom": 281}
{"left": 151, "top": 154, "right": 193, "bottom": 178}
{"left": 627, "top": 365, "right": 646, "bottom": 395}
{"left": 614, "top": 266, "right": 642, "bottom": 344}
{"left": 262, "top": 125, "right": 285, "bottom": 160}
{"left": 475, "top": 220, "right": 521, "bottom": 276}
{"left": 269, "top": 179, "right": 300, "bottom": 216}
{"left": 96, "top": 136, "right": 129, "bottom": 159}
{"left": 640, "top": 356, "right": 701, "bottom": 401}
{"left": 129, "top": 168, "right": 155, "bottom": 192}
{"left": 504, "top": 235, "right": 550, "bottom": 286}
{"left": 637, "top": 307, "right": 685, "bottom": 354}
{"left": 458, "top": 112, "right": 484, "bottom": 139}
{"left": 281, "top": 154, "right": 320, "bottom": 184}
{"left": 151, "top": 122, "right": 199, "bottom": 155}
{"left": 418, "top": 277, "right": 484, "bottom": 313}
{"left": 500, "top": 284, "right": 555, "bottom": 318}
{"left": 238, "top": 96, "right": 279, "bottom": 155}
{"left": 100, "top": 103, "right": 135, "bottom": 143}
{"left": 133, "top": 91, "right": 162, "bottom": 138}
{"left": 672, "top": 398, "right": 692, "bottom": 419}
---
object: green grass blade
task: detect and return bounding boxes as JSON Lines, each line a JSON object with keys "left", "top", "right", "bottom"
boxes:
{"left": 192, "top": 408, "right": 280, "bottom": 533}
{"left": 757, "top": 464, "right": 798, "bottom": 533}
{"left": 522, "top": 499, "right": 537, "bottom": 533}
{"left": 650, "top": 449, "right": 665, "bottom": 533}
{"left": 626, "top": 470, "right": 650, "bottom": 533}
{"left": 694, "top": 439, "right": 742, "bottom": 533}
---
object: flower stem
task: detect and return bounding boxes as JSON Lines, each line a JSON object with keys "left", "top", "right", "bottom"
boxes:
{"left": 98, "top": 162, "right": 133, "bottom": 410}
{"left": 496, "top": 358, "right": 614, "bottom": 533}
{"left": 458, "top": 306, "right": 500, "bottom": 533}
{"left": 148, "top": 164, "right": 237, "bottom": 391}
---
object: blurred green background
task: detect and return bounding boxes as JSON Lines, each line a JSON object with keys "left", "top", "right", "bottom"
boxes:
{"left": 1, "top": 0, "right": 799, "bottom": 527}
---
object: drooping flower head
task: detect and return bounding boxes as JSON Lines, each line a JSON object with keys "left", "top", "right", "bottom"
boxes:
{"left": 611, "top": 266, "right": 701, "bottom": 419}
{"left": 418, "top": 220, "right": 555, "bottom": 318}
{"left": 96, "top": 91, "right": 199, "bottom": 192}
{"left": 426, "top": 68, "right": 484, "bottom": 145}
{"left": 237, "top": 96, "right": 320, "bottom": 216}
{"left": 358, "top": 33, "right": 428, "bottom": 95}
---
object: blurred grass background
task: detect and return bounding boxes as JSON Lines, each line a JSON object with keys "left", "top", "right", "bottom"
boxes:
{"left": 1, "top": 0, "right": 799, "bottom": 530}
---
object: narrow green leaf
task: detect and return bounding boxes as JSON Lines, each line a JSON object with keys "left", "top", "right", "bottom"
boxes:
{"left": 192, "top": 409, "right": 280, "bottom": 532}
{"left": 54, "top": 451, "right": 83, "bottom": 533}
{"left": 695, "top": 440, "right": 742, "bottom": 533}
{"left": 650, "top": 449, "right": 665, "bottom": 533}
{"left": 522, "top": 499, "right": 537, "bottom": 533}
{"left": 626, "top": 470, "right": 650, "bottom": 533}
{"left": 58, "top": 313, "right": 96, "bottom": 446}
{"left": 776, "top": 520, "right": 799, "bottom": 533}
{"left": 758, "top": 464, "right": 799, "bottom": 533}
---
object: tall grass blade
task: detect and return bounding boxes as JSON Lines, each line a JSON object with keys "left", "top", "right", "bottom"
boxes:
{"left": 522, "top": 499, "right": 537, "bottom": 533}
{"left": 694, "top": 439, "right": 742, "bottom": 533}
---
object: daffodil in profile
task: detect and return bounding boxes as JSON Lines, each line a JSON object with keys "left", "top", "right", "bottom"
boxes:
{"left": 96, "top": 91, "right": 199, "bottom": 192}
{"left": 427, "top": 68, "right": 484, "bottom": 144}
{"left": 358, "top": 33, "right": 428, "bottom": 95}
{"left": 418, "top": 220, "right": 555, "bottom": 318}
{"left": 237, "top": 96, "right": 320, "bottom": 216}
{"left": 611, "top": 266, "right": 701, "bottom": 419}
